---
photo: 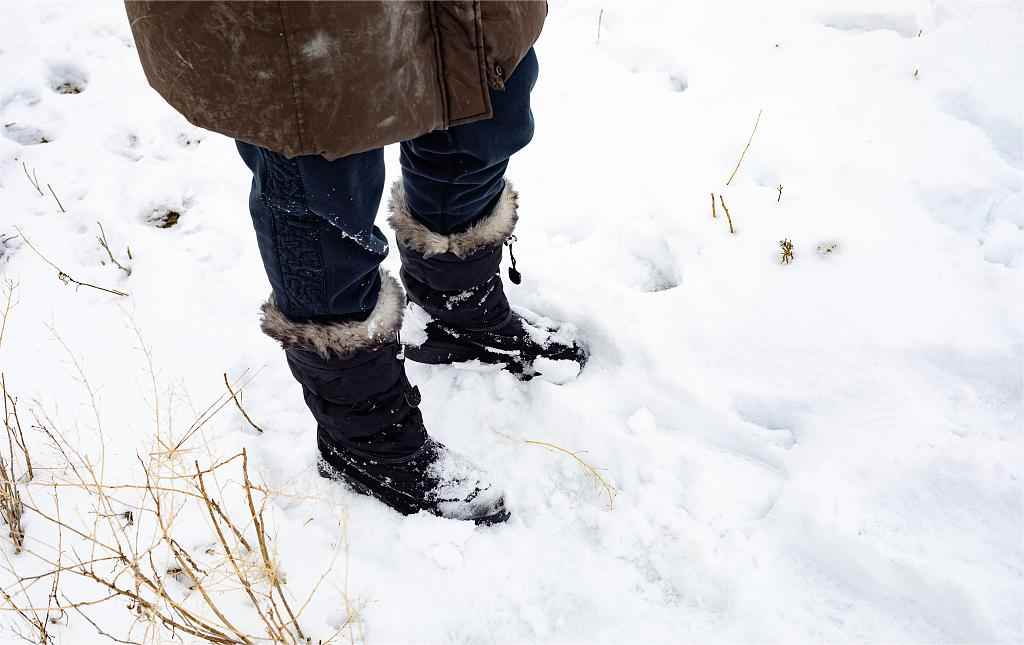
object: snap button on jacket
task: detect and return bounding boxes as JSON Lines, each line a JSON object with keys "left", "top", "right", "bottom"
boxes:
{"left": 124, "top": 1, "right": 546, "bottom": 159}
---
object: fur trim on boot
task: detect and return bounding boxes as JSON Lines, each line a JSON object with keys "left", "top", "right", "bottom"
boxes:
{"left": 387, "top": 180, "right": 518, "bottom": 259}
{"left": 260, "top": 272, "right": 405, "bottom": 358}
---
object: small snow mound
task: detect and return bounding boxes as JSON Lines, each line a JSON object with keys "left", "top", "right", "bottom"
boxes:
{"left": 626, "top": 407, "right": 657, "bottom": 434}
{"left": 400, "top": 302, "right": 431, "bottom": 347}
{"left": 821, "top": 12, "right": 921, "bottom": 38}
{"left": 816, "top": 240, "right": 841, "bottom": 257}
{"left": 532, "top": 357, "right": 581, "bottom": 385}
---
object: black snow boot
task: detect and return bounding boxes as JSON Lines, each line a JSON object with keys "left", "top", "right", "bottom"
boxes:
{"left": 388, "top": 181, "right": 588, "bottom": 381}
{"left": 260, "top": 272, "right": 509, "bottom": 524}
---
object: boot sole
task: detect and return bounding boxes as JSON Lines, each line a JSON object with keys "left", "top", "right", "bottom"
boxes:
{"left": 405, "top": 341, "right": 588, "bottom": 384}
{"left": 405, "top": 320, "right": 588, "bottom": 374}
{"left": 317, "top": 458, "right": 510, "bottom": 526}
{"left": 472, "top": 507, "right": 512, "bottom": 526}
{"left": 404, "top": 337, "right": 521, "bottom": 369}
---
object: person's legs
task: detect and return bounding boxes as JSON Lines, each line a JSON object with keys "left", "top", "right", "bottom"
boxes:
{"left": 388, "top": 50, "right": 586, "bottom": 377}
{"left": 237, "top": 142, "right": 423, "bottom": 457}
{"left": 237, "top": 142, "right": 509, "bottom": 523}
{"left": 398, "top": 48, "right": 538, "bottom": 236}
{"left": 236, "top": 142, "right": 387, "bottom": 322}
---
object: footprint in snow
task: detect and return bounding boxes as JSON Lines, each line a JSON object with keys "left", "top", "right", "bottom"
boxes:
{"left": 177, "top": 129, "right": 206, "bottom": 148}
{"left": 626, "top": 404, "right": 787, "bottom": 526}
{"left": 939, "top": 92, "right": 1023, "bottom": 169}
{"left": 105, "top": 128, "right": 143, "bottom": 161}
{"left": 0, "top": 89, "right": 41, "bottom": 112}
{"left": 821, "top": 12, "right": 921, "bottom": 38}
{"left": 143, "top": 203, "right": 191, "bottom": 229}
{"left": 3, "top": 122, "right": 51, "bottom": 145}
{"left": 638, "top": 256, "right": 681, "bottom": 292}
{"left": 677, "top": 443, "right": 786, "bottom": 526}
{"left": 733, "top": 394, "right": 804, "bottom": 450}
{"left": 667, "top": 72, "right": 688, "bottom": 93}
{"left": 1, "top": 235, "right": 21, "bottom": 265}
{"left": 0, "top": 91, "right": 51, "bottom": 144}
{"left": 633, "top": 239, "right": 682, "bottom": 293}
{"left": 48, "top": 62, "right": 89, "bottom": 95}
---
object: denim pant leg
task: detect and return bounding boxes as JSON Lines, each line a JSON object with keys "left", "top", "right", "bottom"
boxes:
{"left": 399, "top": 49, "right": 539, "bottom": 234}
{"left": 237, "top": 142, "right": 389, "bottom": 321}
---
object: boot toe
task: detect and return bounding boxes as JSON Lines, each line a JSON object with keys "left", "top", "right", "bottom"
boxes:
{"left": 433, "top": 488, "right": 510, "bottom": 524}
{"left": 426, "top": 445, "right": 509, "bottom": 523}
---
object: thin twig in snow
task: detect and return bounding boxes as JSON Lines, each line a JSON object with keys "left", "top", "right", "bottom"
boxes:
{"left": 21, "top": 163, "right": 42, "bottom": 197}
{"left": 718, "top": 194, "right": 736, "bottom": 234}
{"left": 242, "top": 449, "right": 305, "bottom": 641}
{"left": 523, "top": 439, "right": 617, "bottom": 510}
{"left": 725, "top": 109, "right": 763, "bottom": 186}
{"left": 2, "top": 374, "right": 33, "bottom": 482}
{"left": 0, "top": 280, "right": 16, "bottom": 351}
{"left": 13, "top": 227, "right": 128, "bottom": 297}
{"left": 46, "top": 185, "right": 65, "bottom": 213}
{"left": 64, "top": 599, "right": 143, "bottom": 645}
{"left": 224, "top": 373, "right": 263, "bottom": 434}
{"left": 97, "top": 222, "right": 132, "bottom": 276}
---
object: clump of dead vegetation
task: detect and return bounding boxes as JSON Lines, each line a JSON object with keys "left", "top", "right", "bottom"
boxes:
{"left": 779, "top": 238, "right": 795, "bottom": 265}
{"left": 0, "top": 306, "right": 362, "bottom": 644}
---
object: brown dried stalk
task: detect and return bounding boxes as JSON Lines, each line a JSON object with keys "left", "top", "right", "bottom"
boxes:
{"left": 0, "top": 335, "right": 333, "bottom": 644}
{"left": 17, "top": 410, "right": 225, "bottom": 641}
{"left": 0, "top": 375, "right": 29, "bottom": 553}
{"left": 21, "top": 162, "right": 43, "bottom": 197}
{"left": 168, "top": 369, "right": 262, "bottom": 459}
{"left": 242, "top": 449, "right": 305, "bottom": 641}
{"left": 718, "top": 194, "right": 736, "bottom": 234}
{"left": 725, "top": 109, "right": 763, "bottom": 186}
{"left": 143, "top": 458, "right": 254, "bottom": 645}
{"left": 0, "top": 452, "right": 25, "bottom": 552}
{"left": 224, "top": 373, "right": 263, "bottom": 433}
{"left": 47, "top": 185, "right": 65, "bottom": 214}
{"left": 64, "top": 599, "right": 144, "bottom": 645}
{"left": 710, "top": 192, "right": 717, "bottom": 219}
{"left": 0, "top": 584, "right": 52, "bottom": 644}
{"left": 96, "top": 222, "right": 132, "bottom": 276}
{"left": 196, "top": 462, "right": 284, "bottom": 643}
{"left": 524, "top": 440, "right": 616, "bottom": 510}
{"left": 0, "top": 279, "right": 16, "bottom": 351}
{"left": 502, "top": 435, "right": 617, "bottom": 511}
{"left": 20, "top": 448, "right": 306, "bottom": 643}
{"left": 3, "top": 375, "right": 34, "bottom": 481}
{"left": 13, "top": 227, "right": 128, "bottom": 297}
{"left": 779, "top": 238, "right": 795, "bottom": 265}
{"left": 7, "top": 425, "right": 260, "bottom": 642}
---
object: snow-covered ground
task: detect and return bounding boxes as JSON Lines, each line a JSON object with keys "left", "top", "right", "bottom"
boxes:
{"left": 1, "top": 0, "right": 1022, "bottom": 643}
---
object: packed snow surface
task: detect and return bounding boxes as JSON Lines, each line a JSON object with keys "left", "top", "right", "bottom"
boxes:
{"left": 1, "top": 1, "right": 1022, "bottom": 643}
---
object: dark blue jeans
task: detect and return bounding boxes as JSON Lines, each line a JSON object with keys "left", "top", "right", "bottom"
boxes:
{"left": 238, "top": 49, "right": 538, "bottom": 323}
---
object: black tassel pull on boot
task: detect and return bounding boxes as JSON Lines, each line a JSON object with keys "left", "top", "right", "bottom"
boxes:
{"left": 505, "top": 235, "right": 522, "bottom": 285}
{"left": 388, "top": 181, "right": 588, "bottom": 381}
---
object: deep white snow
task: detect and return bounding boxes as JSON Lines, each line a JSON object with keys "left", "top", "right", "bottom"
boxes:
{"left": 1, "top": 1, "right": 1022, "bottom": 643}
